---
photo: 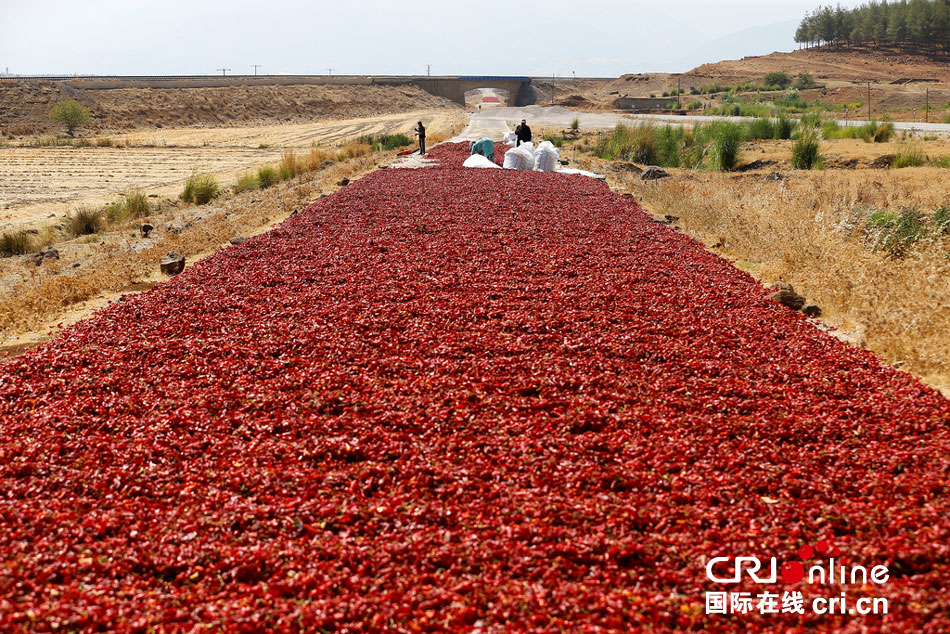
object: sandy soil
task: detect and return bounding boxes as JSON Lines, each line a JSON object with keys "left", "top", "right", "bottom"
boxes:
{"left": 0, "top": 109, "right": 463, "bottom": 229}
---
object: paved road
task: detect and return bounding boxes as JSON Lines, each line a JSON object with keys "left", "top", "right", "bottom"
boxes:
{"left": 458, "top": 106, "right": 950, "bottom": 137}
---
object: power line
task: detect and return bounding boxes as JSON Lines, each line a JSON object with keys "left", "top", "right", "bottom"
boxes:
{"left": 251, "top": 65, "right": 261, "bottom": 75}
{"left": 217, "top": 68, "right": 231, "bottom": 76}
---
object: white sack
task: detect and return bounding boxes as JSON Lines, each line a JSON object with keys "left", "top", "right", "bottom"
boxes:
{"left": 463, "top": 154, "right": 502, "bottom": 169}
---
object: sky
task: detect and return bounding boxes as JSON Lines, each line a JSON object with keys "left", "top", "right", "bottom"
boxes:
{"left": 0, "top": 0, "right": 869, "bottom": 77}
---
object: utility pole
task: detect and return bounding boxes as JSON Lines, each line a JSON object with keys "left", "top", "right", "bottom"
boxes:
{"left": 251, "top": 64, "right": 261, "bottom": 75}
{"left": 217, "top": 68, "right": 231, "bottom": 76}
{"left": 926, "top": 87, "right": 929, "bottom": 123}
{"left": 427, "top": 64, "right": 431, "bottom": 76}
{"left": 552, "top": 72, "right": 555, "bottom": 105}
{"left": 327, "top": 68, "right": 334, "bottom": 76}
{"left": 867, "top": 81, "right": 871, "bottom": 122}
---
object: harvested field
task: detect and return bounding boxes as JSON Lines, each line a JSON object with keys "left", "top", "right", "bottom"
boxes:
{"left": 0, "top": 109, "right": 464, "bottom": 228}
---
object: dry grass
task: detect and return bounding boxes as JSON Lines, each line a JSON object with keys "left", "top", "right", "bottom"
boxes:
{"left": 610, "top": 163, "right": 950, "bottom": 393}
{"left": 0, "top": 154, "right": 381, "bottom": 342}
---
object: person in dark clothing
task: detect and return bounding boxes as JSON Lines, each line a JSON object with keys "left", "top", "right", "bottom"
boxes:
{"left": 515, "top": 119, "right": 532, "bottom": 146}
{"left": 414, "top": 121, "right": 426, "bottom": 155}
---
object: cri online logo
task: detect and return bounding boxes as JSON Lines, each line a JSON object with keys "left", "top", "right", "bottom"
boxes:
{"left": 706, "top": 540, "right": 889, "bottom": 586}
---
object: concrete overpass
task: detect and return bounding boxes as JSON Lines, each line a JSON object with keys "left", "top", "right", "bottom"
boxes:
{"left": 398, "top": 77, "right": 536, "bottom": 107}
{"left": 4, "top": 74, "right": 538, "bottom": 107}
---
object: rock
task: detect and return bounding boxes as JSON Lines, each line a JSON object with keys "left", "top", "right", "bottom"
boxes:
{"left": 229, "top": 236, "right": 249, "bottom": 245}
{"left": 26, "top": 253, "right": 44, "bottom": 266}
{"left": 320, "top": 160, "right": 334, "bottom": 169}
{"left": 871, "top": 154, "right": 895, "bottom": 169}
{"left": 641, "top": 166, "right": 670, "bottom": 181}
{"left": 615, "top": 162, "right": 642, "bottom": 174}
{"left": 650, "top": 216, "right": 673, "bottom": 225}
{"left": 559, "top": 159, "right": 570, "bottom": 166}
{"left": 160, "top": 251, "right": 185, "bottom": 275}
{"left": 802, "top": 304, "right": 822, "bottom": 317}
{"left": 41, "top": 247, "right": 59, "bottom": 260}
{"left": 770, "top": 281, "right": 794, "bottom": 292}
{"left": 336, "top": 177, "right": 350, "bottom": 187}
{"left": 664, "top": 214, "right": 679, "bottom": 223}
{"left": 764, "top": 171, "right": 784, "bottom": 181}
{"left": 771, "top": 289, "right": 805, "bottom": 311}
{"left": 622, "top": 193, "right": 634, "bottom": 198}
{"left": 141, "top": 223, "right": 154, "bottom": 237}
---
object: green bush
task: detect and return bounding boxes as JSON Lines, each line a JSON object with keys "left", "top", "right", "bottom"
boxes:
{"left": 696, "top": 122, "right": 743, "bottom": 171}
{"left": 257, "top": 165, "right": 279, "bottom": 189}
{"left": 0, "top": 229, "right": 37, "bottom": 256}
{"left": 932, "top": 206, "right": 950, "bottom": 236}
{"left": 775, "top": 115, "right": 794, "bottom": 140}
{"left": 543, "top": 135, "right": 565, "bottom": 148}
{"left": 793, "top": 72, "right": 814, "bottom": 89}
{"left": 893, "top": 142, "right": 926, "bottom": 168}
{"left": 181, "top": 171, "right": 219, "bottom": 205}
{"left": 360, "top": 133, "right": 411, "bottom": 152}
{"left": 570, "top": 117, "right": 580, "bottom": 131}
{"left": 234, "top": 172, "right": 260, "bottom": 193}
{"left": 763, "top": 72, "right": 791, "bottom": 89}
{"left": 867, "top": 208, "right": 925, "bottom": 257}
{"left": 686, "top": 100, "right": 703, "bottom": 110}
{"left": 746, "top": 117, "right": 776, "bottom": 140}
{"left": 66, "top": 207, "right": 105, "bottom": 237}
{"left": 791, "top": 131, "right": 822, "bottom": 170}
{"left": 594, "top": 123, "right": 658, "bottom": 164}
{"left": 656, "top": 125, "right": 685, "bottom": 167}
{"left": 48, "top": 99, "right": 92, "bottom": 137}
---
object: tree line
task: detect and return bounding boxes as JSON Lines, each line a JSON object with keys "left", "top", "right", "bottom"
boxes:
{"left": 794, "top": 1, "right": 950, "bottom": 52}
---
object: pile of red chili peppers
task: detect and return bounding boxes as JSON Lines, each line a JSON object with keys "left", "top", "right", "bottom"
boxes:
{"left": 1, "top": 143, "right": 948, "bottom": 632}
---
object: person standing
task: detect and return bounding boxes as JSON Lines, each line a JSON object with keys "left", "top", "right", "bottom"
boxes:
{"left": 414, "top": 121, "right": 426, "bottom": 155}
{"left": 515, "top": 119, "right": 532, "bottom": 146}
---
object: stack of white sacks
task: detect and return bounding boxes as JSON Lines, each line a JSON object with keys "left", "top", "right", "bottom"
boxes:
{"left": 502, "top": 140, "right": 560, "bottom": 172}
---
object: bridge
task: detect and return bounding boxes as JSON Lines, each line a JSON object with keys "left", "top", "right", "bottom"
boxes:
{"left": 0, "top": 74, "right": 538, "bottom": 106}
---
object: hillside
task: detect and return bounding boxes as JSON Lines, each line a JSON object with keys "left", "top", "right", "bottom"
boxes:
{"left": 0, "top": 82, "right": 458, "bottom": 137}
{"left": 688, "top": 45, "right": 950, "bottom": 83}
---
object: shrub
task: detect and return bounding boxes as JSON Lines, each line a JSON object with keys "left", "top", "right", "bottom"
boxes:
{"left": 893, "top": 142, "right": 926, "bottom": 168}
{"left": 746, "top": 117, "right": 776, "bottom": 140}
{"left": 932, "top": 206, "right": 950, "bottom": 236}
{"left": 123, "top": 191, "right": 151, "bottom": 218}
{"left": 763, "top": 71, "right": 791, "bottom": 89}
{"left": 656, "top": 125, "right": 685, "bottom": 167}
{"left": 791, "top": 131, "right": 822, "bottom": 170}
{"left": 234, "top": 172, "right": 260, "bottom": 193}
{"left": 857, "top": 120, "right": 894, "bottom": 143}
{"left": 594, "top": 123, "right": 660, "bottom": 164}
{"left": 867, "top": 207, "right": 925, "bottom": 258}
{"left": 181, "top": 171, "right": 219, "bottom": 205}
{"left": 570, "top": 117, "right": 580, "bottom": 131}
{"left": 361, "top": 133, "right": 411, "bottom": 152}
{"left": 709, "top": 122, "right": 743, "bottom": 171}
{"left": 0, "top": 230, "right": 37, "bottom": 257}
{"left": 933, "top": 156, "right": 950, "bottom": 169}
{"left": 257, "top": 165, "right": 279, "bottom": 189}
{"left": 95, "top": 137, "right": 115, "bottom": 147}
{"left": 48, "top": 99, "right": 92, "bottom": 137}
{"left": 775, "top": 115, "right": 794, "bottom": 140}
{"left": 686, "top": 100, "right": 703, "bottom": 110}
{"left": 66, "top": 207, "right": 105, "bottom": 237}
{"left": 279, "top": 150, "right": 301, "bottom": 180}
{"left": 793, "top": 72, "right": 814, "bottom": 89}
